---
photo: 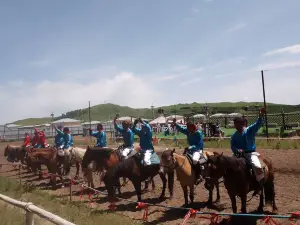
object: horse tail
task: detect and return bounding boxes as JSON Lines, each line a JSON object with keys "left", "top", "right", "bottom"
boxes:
{"left": 264, "top": 161, "right": 275, "bottom": 206}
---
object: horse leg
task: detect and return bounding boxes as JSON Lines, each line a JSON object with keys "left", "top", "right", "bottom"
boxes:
{"left": 159, "top": 171, "right": 167, "bottom": 199}
{"left": 215, "top": 181, "right": 220, "bottom": 203}
{"left": 207, "top": 190, "right": 213, "bottom": 206}
{"left": 132, "top": 180, "right": 142, "bottom": 202}
{"left": 168, "top": 171, "right": 174, "bottom": 199}
{"left": 189, "top": 185, "right": 194, "bottom": 204}
{"left": 257, "top": 191, "right": 264, "bottom": 213}
{"left": 117, "top": 179, "right": 122, "bottom": 196}
{"left": 240, "top": 195, "right": 247, "bottom": 214}
{"left": 75, "top": 162, "right": 80, "bottom": 179}
{"left": 38, "top": 164, "right": 43, "bottom": 179}
{"left": 151, "top": 177, "right": 155, "bottom": 191}
{"left": 182, "top": 185, "right": 189, "bottom": 206}
{"left": 229, "top": 194, "right": 237, "bottom": 213}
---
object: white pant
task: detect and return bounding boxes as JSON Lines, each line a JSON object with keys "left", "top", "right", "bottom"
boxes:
{"left": 122, "top": 147, "right": 133, "bottom": 158}
{"left": 192, "top": 151, "right": 206, "bottom": 165}
{"left": 143, "top": 150, "right": 153, "bottom": 166}
{"left": 244, "top": 152, "right": 264, "bottom": 181}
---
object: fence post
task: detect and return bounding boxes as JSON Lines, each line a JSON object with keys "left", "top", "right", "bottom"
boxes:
{"left": 69, "top": 182, "right": 72, "bottom": 202}
{"left": 25, "top": 210, "right": 34, "bottom": 225}
{"left": 19, "top": 165, "right": 22, "bottom": 186}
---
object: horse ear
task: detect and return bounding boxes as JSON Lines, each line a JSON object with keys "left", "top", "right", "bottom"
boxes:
{"left": 172, "top": 148, "right": 175, "bottom": 154}
{"left": 221, "top": 152, "right": 223, "bottom": 156}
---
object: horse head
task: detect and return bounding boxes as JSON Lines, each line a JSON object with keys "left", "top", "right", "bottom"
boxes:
{"left": 4, "top": 145, "right": 10, "bottom": 157}
{"left": 204, "top": 153, "right": 224, "bottom": 191}
{"left": 160, "top": 148, "right": 176, "bottom": 171}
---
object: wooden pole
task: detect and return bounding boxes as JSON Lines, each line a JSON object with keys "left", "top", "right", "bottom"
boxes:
{"left": 261, "top": 70, "right": 269, "bottom": 138}
{"left": 69, "top": 182, "right": 72, "bottom": 202}
{"left": 26, "top": 210, "right": 34, "bottom": 225}
{"left": 88, "top": 101, "right": 92, "bottom": 141}
{"left": 19, "top": 165, "right": 22, "bottom": 187}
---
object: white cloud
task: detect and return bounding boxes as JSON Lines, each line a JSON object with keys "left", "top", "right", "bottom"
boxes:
{"left": 27, "top": 59, "right": 52, "bottom": 67}
{"left": 180, "top": 77, "right": 202, "bottom": 86}
{"left": 255, "top": 60, "right": 300, "bottom": 71}
{"left": 0, "top": 72, "right": 160, "bottom": 123}
{"left": 191, "top": 8, "right": 199, "bottom": 14}
{"left": 263, "top": 44, "right": 300, "bottom": 57}
{"left": 152, "top": 74, "right": 179, "bottom": 81}
{"left": 226, "top": 22, "right": 247, "bottom": 33}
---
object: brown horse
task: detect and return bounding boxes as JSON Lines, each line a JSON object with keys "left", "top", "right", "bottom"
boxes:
{"left": 103, "top": 152, "right": 162, "bottom": 203}
{"left": 81, "top": 146, "right": 156, "bottom": 193}
{"left": 26, "top": 147, "right": 65, "bottom": 189}
{"left": 204, "top": 152, "right": 278, "bottom": 213}
{"left": 4, "top": 145, "right": 27, "bottom": 164}
{"left": 161, "top": 148, "right": 220, "bottom": 206}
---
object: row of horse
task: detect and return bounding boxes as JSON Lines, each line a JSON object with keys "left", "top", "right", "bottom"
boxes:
{"left": 4, "top": 145, "right": 278, "bottom": 214}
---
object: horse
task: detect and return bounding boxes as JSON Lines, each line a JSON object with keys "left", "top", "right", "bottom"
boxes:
{"left": 103, "top": 153, "right": 162, "bottom": 203}
{"left": 81, "top": 146, "right": 159, "bottom": 192}
{"left": 4, "top": 145, "right": 27, "bottom": 164}
{"left": 160, "top": 148, "right": 220, "bottom": 206}
{"left": 25, "top": 147, "right": 65, "bottom": 189}
{"left": 204, "top": 152, "right": 278, "bottom": 213}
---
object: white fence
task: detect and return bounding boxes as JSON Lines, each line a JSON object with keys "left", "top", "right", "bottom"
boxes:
{"left": 0, "top": 194, "right": 75, "bottom": 225}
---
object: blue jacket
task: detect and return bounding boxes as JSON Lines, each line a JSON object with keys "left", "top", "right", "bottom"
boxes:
{"left": 55, "top": 133, "right": 64, "bottom": 147}
{"left": 114, "top": 123, "right": 134, "bottom": 148}
{"left": 90, "top": 130, "right": 107, "bottom": 147}
{"left": 176, "top": 124, "right": 204, "bottom": 153}
{"left": 132, "top": 121, "right": 154, "bottom": 152}
{"left": 231, "top": 117, "right": 263, "bottom": 154}
{"left": 55, "top": 128, "right": 74, "bottom": 149}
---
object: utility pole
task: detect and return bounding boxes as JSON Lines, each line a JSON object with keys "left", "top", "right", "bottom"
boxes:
{"left": 151, "top": 105, "right": 155, "bottom": 119}
{"left": 88, "top": 101, "right": 91, "bottom": 141}
{"left": 261, "top": 70, "right": 269, "bottom": 138}
{"left": 50, "top": 112, "right": 54, "bottom": 137}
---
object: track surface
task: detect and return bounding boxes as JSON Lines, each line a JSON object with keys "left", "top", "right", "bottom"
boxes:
{"left": 1, "top": 142, "right": 300, "bottom": 225}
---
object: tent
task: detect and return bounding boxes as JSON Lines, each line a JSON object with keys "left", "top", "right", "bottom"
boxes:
{"left": 210, "top": 113, "right": 227, "bottom": 118}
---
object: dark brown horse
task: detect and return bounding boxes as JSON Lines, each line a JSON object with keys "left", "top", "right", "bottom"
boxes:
{"left": 26, "top": 147, "right": 65, "bottom": 189}
{"left": 81, "top": 146, "right": 158, "bottom": 194}
{"left": 103, "top": 153, "right": 162, "bottom": 203}
{"left": 204, "top": 152, "right": 278, "bottom": 213}
{"left": 161, "top": 148, "right": 220, "bottom": 206}
{"left": 4, "top": 145, "right": 27, "bottom": 164}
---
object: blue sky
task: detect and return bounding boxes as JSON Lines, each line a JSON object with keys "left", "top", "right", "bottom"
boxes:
{"left": 0, "top": 0, "right": 300, "bottom": 123}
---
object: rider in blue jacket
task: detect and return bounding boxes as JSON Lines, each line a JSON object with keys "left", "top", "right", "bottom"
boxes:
{"left": 89, "top": 124, "right": 107, "bottom": 147}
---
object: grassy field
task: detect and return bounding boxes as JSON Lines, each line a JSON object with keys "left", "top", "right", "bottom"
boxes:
{"left": 0, "top": 176, "right": 140, "bottom": 225}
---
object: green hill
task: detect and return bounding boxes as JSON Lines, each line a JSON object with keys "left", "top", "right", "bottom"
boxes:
{"left": 13, "top": 102, "right": 300, "bottom": 125}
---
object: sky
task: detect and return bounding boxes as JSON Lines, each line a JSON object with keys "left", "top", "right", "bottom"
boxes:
{"left": 0, "top": 0, "right": 300, "bottom": 123}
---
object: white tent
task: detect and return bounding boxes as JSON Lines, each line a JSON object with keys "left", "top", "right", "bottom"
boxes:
{"left": 210, "top": 113, "right": 227, "bottom": 118}
{"left": 228, "top": 113, "right": 242, "bottom": 118}
{"left": 192, "top": 114, "right": 206, "bottom": 118}
{"left": 149, "top": 116, "right": 166, "bottom": 125}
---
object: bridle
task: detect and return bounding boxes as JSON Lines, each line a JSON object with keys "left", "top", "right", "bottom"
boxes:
{"left": 161, "top": 149, "right": 188, "bottom": 171}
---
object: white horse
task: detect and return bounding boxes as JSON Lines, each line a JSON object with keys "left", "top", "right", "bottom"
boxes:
{"left": 69, "top": 147, "right": 96, "bottom": 188}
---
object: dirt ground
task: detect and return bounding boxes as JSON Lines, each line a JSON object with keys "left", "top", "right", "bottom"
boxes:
{"left": 1, "top": 142, "right": 300, "bottom": 225}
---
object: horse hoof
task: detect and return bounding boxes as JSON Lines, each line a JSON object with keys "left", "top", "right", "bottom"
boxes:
{"left": 169, "top": 195, "right": 173, "bottom": 200}
{"left": 215, "top": 198, "right": 220, "bottom": 203}
{"left": 257, "top": 207, "right": 264, "bottom": 214}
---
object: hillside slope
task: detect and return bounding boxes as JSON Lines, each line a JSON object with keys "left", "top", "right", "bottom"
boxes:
{"left": 13, "top": 102, "right": 300, "bottom": 125}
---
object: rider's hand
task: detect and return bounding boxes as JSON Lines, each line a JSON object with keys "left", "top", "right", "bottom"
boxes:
{"left": 134, "top": 119, "right": 139, "bottom": 125}
{"left": 260, "top": 108, "right": 266, "bottom": 115}
{"left": 238, "top": 149, "right": 244, "bottom": 153}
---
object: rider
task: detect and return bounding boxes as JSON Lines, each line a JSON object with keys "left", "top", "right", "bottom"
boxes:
{"left": 231, "top": 108, "right": 266, "bottom": 196}
{"left": 172, "top": 118, "right": 205, "bottom": 185}
{"left": 22, "top": 133, "right": 31, "bottom": 148}
{"left": 132, "top": 118, "right": 154, "bottom": 166}
{"left": 54, "top": 125, "right": 65, "bottom": 148}
{"left": 33, "top": 128, "right": 49, "bottom": 148}
{"left": 53, "top": 124, "right": 74, "bottom": 151}
{"left": 113, "top": 116, "right": 134, "bottom": 159}
{"left": 89, "top": 124, "right": 107, "bottom": 147}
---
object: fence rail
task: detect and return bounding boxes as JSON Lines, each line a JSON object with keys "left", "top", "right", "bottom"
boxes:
{"left": 0, "top": 194, "right": 75, "bottom": 225}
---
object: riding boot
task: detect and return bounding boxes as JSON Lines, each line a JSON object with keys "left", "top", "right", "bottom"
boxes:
{"left": 194, "top": 164, "right": 203, "bottom": 185}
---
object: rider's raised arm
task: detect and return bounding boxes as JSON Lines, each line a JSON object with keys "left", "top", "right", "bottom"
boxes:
{"left": 53, "top": 125, "right": 64, "bottom": 136}
{"left": 175, "top": 123, "right": 188, "bottom": 135}
{"left": 247, "top": 115, "right": 263, "bottom": 135}
{"left": 132, "top": 120, "right": 141, "bottom": 136}
{"left": 230, "top": 135, "right": 239, "bottom": 154}
{"left": 113, "top": 119, "right": 124, "bottom": 132}
{"left": 90, "top": 130, "right": 99, "bottom": 137}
